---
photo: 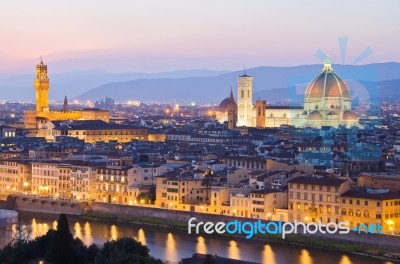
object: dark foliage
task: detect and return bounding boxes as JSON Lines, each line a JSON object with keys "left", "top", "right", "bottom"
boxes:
{"left": 0, "top": 214, "right": 163, "bottom": 264}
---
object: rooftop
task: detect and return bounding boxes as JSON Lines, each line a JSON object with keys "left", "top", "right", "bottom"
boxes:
{"left": 288, "top": 176, "right": 348, "bottom": 186}
{"left": 341, "top": 189, "right": 400, "bottom": 200}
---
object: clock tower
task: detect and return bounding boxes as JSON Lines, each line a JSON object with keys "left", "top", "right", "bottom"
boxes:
{"left": 34, "top": 58, "right": 50, "bottom": 113}
{"left": 237, "top": 72, "right": 253, "bottom": 127}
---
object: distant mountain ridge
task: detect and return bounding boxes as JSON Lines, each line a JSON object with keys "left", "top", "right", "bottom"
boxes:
{"left": 75, "top": 63, "right": 400, "bottom": 103}
{"left": 1, "top": 62, "right": 400, "bottom": 102}
{"left": 0, "top": 69, "right": 230, "bottom": 101}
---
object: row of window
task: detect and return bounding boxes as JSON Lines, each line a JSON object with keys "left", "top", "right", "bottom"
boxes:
{"left": 290, "top": 203, "right": 339, "bottom": 214}
{"left": 289, "top": 192, "right": 340, "bottom": 203}
{"left": 290, "top": 184, "right": 339, "bottom": 192}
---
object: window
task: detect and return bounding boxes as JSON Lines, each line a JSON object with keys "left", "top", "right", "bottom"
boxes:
{"left": 342, "top": 199, "right": 346, "bottom": 204}
{"left": 364, "top": 201, "right": 368, "bottom": 206}
{"left": 377, "top": 202, "right": 381, "bottom": 207}
{"left": 356, "top": 200, "right": 360, "bottom": 205}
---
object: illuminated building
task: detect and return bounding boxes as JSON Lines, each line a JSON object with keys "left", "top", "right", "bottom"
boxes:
{"left": 24, "top": 59, "right": 110, "bottom": 129}
{"left": 51, "top": 120, "right": 150, "bottom": 143}
{"left": 58, "top": 164, "right": 71, "bottom": 199}
{"left": 31, "top": 161, "right": 60, "bottom": 196}
{"left": 341, "top": 189, "right": 400, "bottom": 234}
{"left": 0, "top": 159, "right": 31, "bottom": 193}
{"left": 216, "top": 88, "right": 238, "bottom": 129}
{"left": 288, "top": 176, "right": 351, "bottom": 224}
{"left": 237, "top": 73, "right": 253, "bottom": 127}
{"left": 249, "top": 189, "right": 287, "bottom": 220}
{"left": 224, "top": 56, "right": 361, "bottom": 128}
{"left": 95, "top": 157, "right": 134, "bottom": 204}
{"left": 155, "top": 176, "right": 206, "bottom": 209}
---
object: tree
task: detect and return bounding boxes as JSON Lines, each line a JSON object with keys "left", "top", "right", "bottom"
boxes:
{"left": 94, "top": 238, "right": 163, "bottom": 264}
{"left": 45, "top": 214, "right": 76, "bottom": 264}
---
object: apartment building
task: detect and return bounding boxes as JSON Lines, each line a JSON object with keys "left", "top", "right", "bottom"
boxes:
{"left": 31, "top": 161, "right": 60, "bottom": 196}
{"left": 341, "top": 189, "right": 400, "bottom": 234}
{"left": 249, "top": 189, "right": 287, "bottom": 220}
{"left": 130, "top": 164, "right": 173, "bottom": 186}
{"left": 58, "top": 164, "right": 71, "bottom": 199}
{"left": 70, "top": 162, "right": 99, "bottom": 200}
{"left": 0, "top": 159, "right": 31, "bottom": 193}
{"left": 288, "top": 176, "right": 350, "bottom": 224}
{"left": 155, "top": 176, "right": 206, "bottom": 209}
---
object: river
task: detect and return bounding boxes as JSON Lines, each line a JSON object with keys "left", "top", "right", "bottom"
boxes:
{"left": 0, "top": 212, "right": 396, "bottom": 264}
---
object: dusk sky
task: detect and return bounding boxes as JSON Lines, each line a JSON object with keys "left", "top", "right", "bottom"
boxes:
{"left": 0, "top": 0, "right": 399, "bottom": 73}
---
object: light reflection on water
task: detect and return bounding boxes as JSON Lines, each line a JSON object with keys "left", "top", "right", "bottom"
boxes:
{"left": 228, "top": 240, "right": 240, "bottom": 260}
{"left": 196, "top": 236, "right": 207, "bottom": 254}
{"left": 299, "top": 249, "right": 313, "bottom": 264}
{"left": 262, "top": 244, "right": 276, "bottom": 264}
{"left": 0, "top": 213, "right": 394, "bottom": 264}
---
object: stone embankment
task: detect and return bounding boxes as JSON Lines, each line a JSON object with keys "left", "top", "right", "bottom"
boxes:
{"left": 1, "top": 195, "right": 89, "bottom": 216}
{"left": 2, "top": 195, "right": 400, "bottom": 254}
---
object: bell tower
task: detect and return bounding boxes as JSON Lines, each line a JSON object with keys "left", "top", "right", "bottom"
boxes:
{"left": 237, "top": 70, "right": 253, "bottom": 127}
{"left": 34, "top": 58, "right": 50, "bottom": 113}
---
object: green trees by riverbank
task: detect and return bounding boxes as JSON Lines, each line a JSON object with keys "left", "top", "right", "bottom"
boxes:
{"left": 0, "top": 214, "right": 164, "bottom": 264}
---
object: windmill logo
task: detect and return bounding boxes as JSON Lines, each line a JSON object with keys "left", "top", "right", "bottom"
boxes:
{"left": 315, "top": 36, "right": 372, "bottom": 65}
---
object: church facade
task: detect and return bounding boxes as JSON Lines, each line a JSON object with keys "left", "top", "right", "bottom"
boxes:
{"left": 217, "top": 56, "right": 360, "bottom": 129}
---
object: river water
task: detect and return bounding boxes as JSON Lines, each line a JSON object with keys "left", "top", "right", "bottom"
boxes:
{"left": 0, "top": 212, "right": 396, "bottom": 264}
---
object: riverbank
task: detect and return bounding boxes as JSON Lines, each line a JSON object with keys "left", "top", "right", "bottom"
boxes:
{"left": 3, "top": 195, "right": 400, "bottom": 262}
{"left": 83, "top": 211, "right": 400, "bottom": 263}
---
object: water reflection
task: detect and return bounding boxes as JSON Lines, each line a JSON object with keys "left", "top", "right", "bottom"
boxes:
{"left": 137, "top": 228, "right": 146, "bottom": 245}
{"left": 299, "top": 249, "right": 312, "bottom": 264}
{"left": 196, "top": 236, "right": 207, "bottom": 254}
{"left": 84, "top": 222, "right": 92, "bottom": 245}
{"left": 165, "top": 232, "right": 177, "bottom": 261}
{"left": 262, "top": 244, "right": 276, "bottom": 264}
{"left": 228, "top": 240, "right": 240, "bottom": 260}
{"left": 339, "top": 255, "right": 352, "bottom": 264}
{"left": 74, "top": 222, "right": 82, "bottom": 240}
{"left": 30, "top": 218, "right": 50, "bottom": 239}
{"left": 3, "top": 213, "right": 392, "bottom": 264}
{"left": 110, "top": 225, "right": 117, "bottom": 241}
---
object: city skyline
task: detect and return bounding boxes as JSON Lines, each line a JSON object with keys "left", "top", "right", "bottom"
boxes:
{"left": 0, "top": 0, "right": 399, "bottom": 74}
